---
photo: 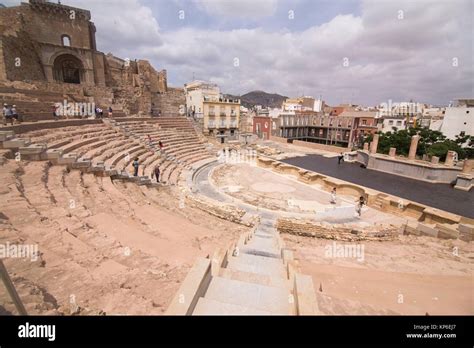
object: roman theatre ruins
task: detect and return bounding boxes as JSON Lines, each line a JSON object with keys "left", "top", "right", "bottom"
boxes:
{"left": 0, "top": 1, "right": 472, "bottom": 316}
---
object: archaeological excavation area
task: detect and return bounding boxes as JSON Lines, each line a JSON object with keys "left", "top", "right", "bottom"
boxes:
{"left": 0, "top": 0, "right": 472, "bottom": 321}
{"left": 0, "top": 118, "right": 472, "bottom": 316}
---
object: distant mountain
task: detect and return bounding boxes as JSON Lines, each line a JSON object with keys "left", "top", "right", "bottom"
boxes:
{"left": 225, "top": 90, "right": 288, "bottom": 109}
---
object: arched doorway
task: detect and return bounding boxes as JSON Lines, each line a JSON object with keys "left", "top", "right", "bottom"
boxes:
{"left": 53, "top": 54, "right": 83, "bottom": 84}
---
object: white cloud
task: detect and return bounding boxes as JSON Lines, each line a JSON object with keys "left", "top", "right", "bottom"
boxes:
{"left": 193, "top": 0, "right": 278, "bottom": 19}
{"left": 66, "top": 0, "right": 163, "bottom": 55}
{"left": 2, "top": 0, "right": 472, "bottom": 105}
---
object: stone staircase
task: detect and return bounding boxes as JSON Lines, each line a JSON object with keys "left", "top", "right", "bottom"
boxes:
{"left": 166, "top": 218, "right": 319, "bottom": 315}
{"left": 0, "top": 86, "right": 92, "bottom": 122}
{"left": 0, "top": 125, "right": 157, "bottom": 188}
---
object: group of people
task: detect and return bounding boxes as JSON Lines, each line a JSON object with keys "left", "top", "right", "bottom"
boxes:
{"left": 2, "top": 103, "right": 21, "bottom": 125}
{"left": 329, "top": 187, "right": 365, "bottom": 217}
{"left": 132, "top": 157, "right": 161, "bottom": 183}
{"left": 95, "top": 106, "right": 113, "bottom": 118}
{"left": 131, "top": 138, "right": 165, "bottom": 182}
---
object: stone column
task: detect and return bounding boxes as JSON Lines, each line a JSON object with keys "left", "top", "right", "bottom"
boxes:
{"left": 461, "top": 159, "right": 473, "bottom": 173}
{"left": 431, "top": 156, "right": 439, "bottom": 164}
{"left": 444, "top": 151, "right": 456, "bottom": 166}
{"left": 389, "top": 147, "right": 396, "bottom": 157}
{"left": 408, "top": 135, "right": 420, "bottom": 160}
{"left": 370, "top": 134, "right": 379, "bottom": 154}
{"left": 363, "top": 142, "right": 369, "bottom": 151}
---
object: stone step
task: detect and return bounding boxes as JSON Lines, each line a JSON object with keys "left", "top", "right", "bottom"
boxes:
{"left": 227, "top": 254, "right": 287, "bottom": 278}
{"left": 219, "top": 267, "right": 291, "bottom": 290}
{"left": 203, "top": 276, "right": 293, "bottom": 314}
{"left": 192, "top": 297, "right": 274, "bottom": 315}
{"left": 241, "top": 235, "right": 281, "bottom": 259}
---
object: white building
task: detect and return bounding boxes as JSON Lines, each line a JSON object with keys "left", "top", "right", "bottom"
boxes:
{"left": 184, "top": 80, "right": 220, "bottom": 118}
{"left": 440, "top": 99, "right": 473, "bottom": 141}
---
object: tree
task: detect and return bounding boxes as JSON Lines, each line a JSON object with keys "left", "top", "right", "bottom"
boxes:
{"left": 427, "top": 141, "right": 465, "bottom": 161}
{"left": 362, "top": 127, "right": 473, "bottom": 159}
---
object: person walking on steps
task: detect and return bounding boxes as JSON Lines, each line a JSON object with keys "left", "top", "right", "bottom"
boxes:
{"left": 151, "top": 165, "right": 160, "bottom": 183}
{"left": 108, "top": 106, "right": 113, "bottom": 118}
{"left": 11, "top": 105, "right": 21, "bottom": 123}
{"left": 132, "top": 157, "right": 139, "bottom": 176}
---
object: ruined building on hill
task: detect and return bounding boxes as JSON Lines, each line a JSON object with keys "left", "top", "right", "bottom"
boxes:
{"left": 0, "top": 0, "right": 184, "bottom": 120}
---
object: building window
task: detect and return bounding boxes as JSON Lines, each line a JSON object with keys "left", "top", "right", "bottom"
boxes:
{"left": 396, "top": 121, "right": 402, "bottom": 126}
{"left": 362, "top": 120, "right": 367, "bottom": 125}
{"left": 61, "top": 35, "right": 71, "bottom": 47}
{"left": 388, "top": 120, "right": 394, "bottom": 125}
{"left": 460, "top": 131, "right": 466, "bottom": 136}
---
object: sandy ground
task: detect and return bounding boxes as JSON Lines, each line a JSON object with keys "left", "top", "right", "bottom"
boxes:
{"left": 284, "top": 233, "right": 473, "bottom": 315}
{"left": 0, "top": 160, "right": 247, "bottom": 315}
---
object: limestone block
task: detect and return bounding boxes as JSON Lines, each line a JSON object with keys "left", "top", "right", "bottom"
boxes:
{"left": 454, "top": 174, "right": 473, "bottom": 191}
{"left": 389, "top": 147, "right": 396, "bottom": 157}
{"left": 19, "top": 143, "right": 46, "bottom": 153}
{"left": 72, "top": 159, "right": 91, "bottom": 169}
{"left": 0, "top": 131, "right": 14, "bottom": 141}
{"left": 431, "top": 156, "right": 439, "bottom": 164}
{"left": 294, "top": 273, "right": 319, "bottom": 315}
{"left": 435, "top": 224, "right": 459, "bottom": 239}
{"left": 44, "top": 149, "right": 63, "bottom": 160}
{"left": 458, "top": 224, "right": 474, "bottom": 242}
{"left": 416, "top": 223, "right": 438, "bottom": 238}
{"left": 2, "top": 138, "right": 29, "bottom": 149}
{"left": 165, "top": 257, "right": 211, "bottom": 315}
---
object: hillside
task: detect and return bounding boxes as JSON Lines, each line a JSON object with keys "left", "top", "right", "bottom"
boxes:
{"left": 226, "top": 90, "right": 288, "bottom": 109}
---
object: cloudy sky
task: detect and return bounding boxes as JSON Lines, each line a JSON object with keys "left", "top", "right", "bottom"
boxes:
{"left": 3, "top": 0, "right": 473, "bottom": 105}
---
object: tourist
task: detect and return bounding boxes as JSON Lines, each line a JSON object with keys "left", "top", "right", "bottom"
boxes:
{"left": 3, "top": 103, "right": 10, "bottom": 126}
{"left": 158, "top": 140, "right": 164, "bottom": 152}
{"left": 4, "top": 104, "right": 14, "bottom": 125}
{"left": 151, "top": 165, "right": 160, "bottom": 183}
{"left": 147, "top": 134, "right": 152, "bottom": 145}
{"left": 108, "top": 106, "right": 113, "bottom": 118}
{"left": 356, "top": 195, "right": 365, "bottom": 217}
{"left": 132, "top": 157, "right": 139, "bottom": 176}
{"left": 52, "top": 104, "right": 59, "bottom": 121}
{"left": 338, "top": 152, "right": 344, "bottom": 164}
{"left": 330, "top": 188, "right": 337, "bottom": 204}
{"left": 11, "top": 105, "right": 20, "bottom": 123}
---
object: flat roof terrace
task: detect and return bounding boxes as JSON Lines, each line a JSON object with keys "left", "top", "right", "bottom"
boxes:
{"left": 282, "top": 154, "right": 474, "bottom": 219}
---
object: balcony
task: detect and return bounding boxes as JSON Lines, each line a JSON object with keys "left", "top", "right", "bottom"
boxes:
{"left": 220, "top": 112, "right": 226, "bottom": 116}
{"left": 209, "top": 111, "right": 215, "bottom": 117}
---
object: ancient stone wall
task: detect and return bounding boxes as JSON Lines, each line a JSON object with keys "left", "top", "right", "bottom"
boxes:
{"left": 277, "top": 219, "right": 399, "bottom": 242}
{"left": 152, "top": 87, "right": 185, "bottom": 117}
{"left": 0, "top": 2, "right": 178, "bottom": 118}
{"left": 0, "top": 7, "right": 46, "bottom": 82}
{"left": 292, "top": 140, "right": 349, "bottom": 153}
